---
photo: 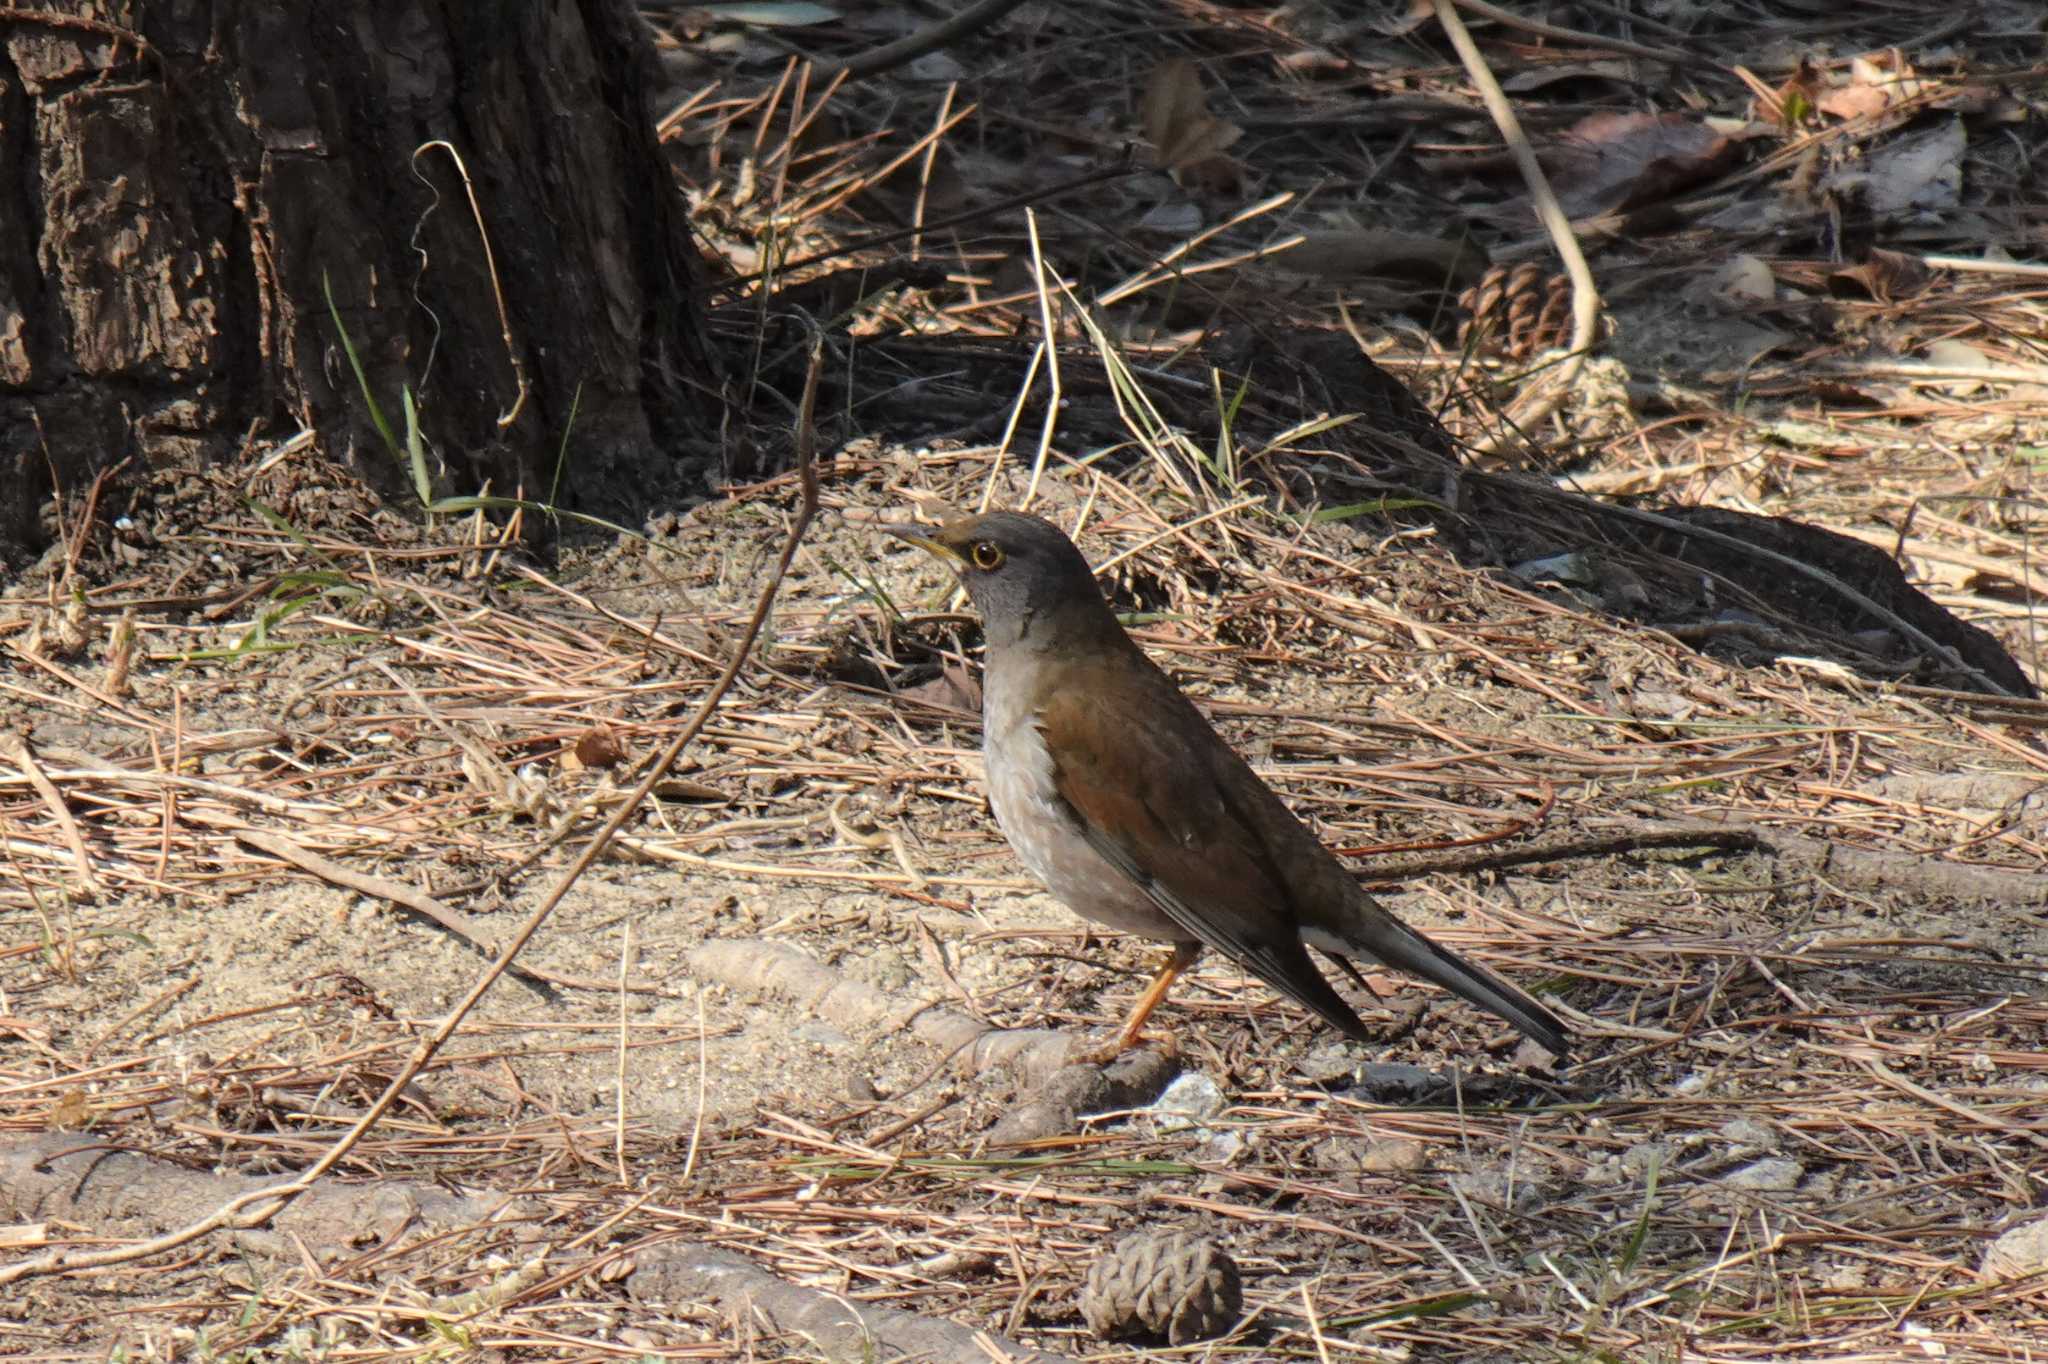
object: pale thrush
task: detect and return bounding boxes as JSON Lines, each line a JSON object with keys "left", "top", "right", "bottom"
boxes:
{"left": 886, "top": 511, "right": 1569, "bottom": 1061}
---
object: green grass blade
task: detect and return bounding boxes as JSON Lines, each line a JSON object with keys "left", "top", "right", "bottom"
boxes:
{"left": 321, "top": 272, "right": 401, "bottom": 461}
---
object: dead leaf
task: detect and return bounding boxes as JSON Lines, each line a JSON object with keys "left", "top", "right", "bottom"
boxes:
{"left": 1140, "top": 59, "right": 1242, "bottom": 174}
{"left": 655, "top": 777, "right": 730, "bottom": 803}
{"left": 900, "top": 658, "right": 980, "bottom": 714}
{"left": 1546, "top": 111, "right": 1740, "bottom": 218}
{"left": 1278, "top": 230, "right": 1489, "bottom": 288}
{"left": 571, "top": 725, "right": 626, "bottom": 770}
{"left": 1827, "top": 247, "right": 1931, "bottom": 301}
{"left": 1135, "top": 198, "right": 1204, "bottom": 234}
{"left": 1865, "top": 118, "right": 1965, "bottom": 216}
{"left": 1814, "top": 52, "right": 1933, "bottom": 121}
{"left": 1502, "top": 61, "right": 1634, "bottom": 95}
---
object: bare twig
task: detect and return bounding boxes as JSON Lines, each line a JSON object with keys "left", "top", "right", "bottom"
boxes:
{"left": 811, "top": 0, "right": 1036, "bottom": 82}
{"left": 0, "top": 349, "right": 825, "bottom": 1288}
{"left": 1431, "top": 0, "right": 1600, "bottom": 443}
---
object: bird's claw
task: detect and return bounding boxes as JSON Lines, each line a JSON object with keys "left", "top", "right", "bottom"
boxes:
{"left": 1073, "top": 1028, "right": 1182, "bottom": 1068}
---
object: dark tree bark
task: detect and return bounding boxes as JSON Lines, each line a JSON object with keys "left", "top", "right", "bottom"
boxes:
{"left": 0, "top": 0, "right": 719, "bottom": 562}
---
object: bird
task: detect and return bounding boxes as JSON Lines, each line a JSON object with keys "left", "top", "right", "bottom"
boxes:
{"left": 883, "top": 510, "right": 1569, "bottom": 1062}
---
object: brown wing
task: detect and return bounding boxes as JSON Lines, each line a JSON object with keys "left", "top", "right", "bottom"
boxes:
{"left": 1035, "top": 676, "right": 1373, "bottom": 1041}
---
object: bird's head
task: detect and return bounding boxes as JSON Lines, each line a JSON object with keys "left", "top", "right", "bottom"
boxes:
{"left": 882, "top": 510, "right": 1113, "bottom": 648}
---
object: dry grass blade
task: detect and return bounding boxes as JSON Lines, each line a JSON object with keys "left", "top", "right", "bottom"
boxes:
{"left": 0, "top": 348, "right": 824, "bottom": 1289}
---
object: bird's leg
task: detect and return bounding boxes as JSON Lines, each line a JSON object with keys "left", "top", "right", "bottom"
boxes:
{"left": 1076, "top": 941, "right": 1201, "bottom": 1065}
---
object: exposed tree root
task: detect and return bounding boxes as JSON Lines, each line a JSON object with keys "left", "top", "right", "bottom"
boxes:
{"left": 626, "top": 1242, "right": 1079, "bottom": 1363}
{"left": 0, "top": 1133, "right": 531, "bottom": 1264}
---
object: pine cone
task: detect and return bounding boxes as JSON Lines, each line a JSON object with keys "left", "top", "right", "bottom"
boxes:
{"left": 1458, "top": 261, "right": 1571, "bottom": 359}
{"left": 1079, "top": 1229, "right": 1241, "bottom": 1344}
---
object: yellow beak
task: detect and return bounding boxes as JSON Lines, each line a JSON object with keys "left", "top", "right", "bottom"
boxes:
{"left": 880, "top": 523, "right": 965, "bottom": 567}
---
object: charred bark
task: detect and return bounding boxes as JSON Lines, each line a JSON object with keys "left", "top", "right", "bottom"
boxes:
{"left": 0, "top": 1, "right": 718, "bottom": 562}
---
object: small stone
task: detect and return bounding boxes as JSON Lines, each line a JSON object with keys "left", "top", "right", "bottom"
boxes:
{"left": 1346, "top": 1063, "right": 1440, "bottom": 1104}
{"left": 1582, "top": 1155, "right": 1627, "bottom": 1187}
{"left": 1820, "top": 1263, "right": 1866, "bottom": 1292}
{"left": 1983, "top": 1216, "right": 2048, "bottom": 1280}
{"left": 1621, "top": 1141, "right": 1669, "bottom": 1176}
{"left": 990, "top": 1098, "right": 1074, "bottom": 1145}
{"left": 1718, "top": 1117, "right": 1776, "bottom": 1149}
{"left": 793, "top": 1021, "right": 852, "bottom": 1050}
{"left": 1800, "top": 1166, "right": 1842, "bottom": 1202}
{"left": 996, "top": 1056, "right": 1179, "bottom": 1146}
{"left": 1450, "top": 1169, "right": 1547, "bottom": 1215}
{"left": 1721, "top": 1157, "right": 1802, "bottom": 1192}
{"left": 1308, "top": 1137, "right": 1358, "bottom": 1172}
{"left": 1145, "top": 1072, "right": 1225, "bottom": 1131}
{"left": 1296, "top": 1042, "right": 1365, "bottom": 1084}
{"left": 1359, "top": 1138, "right": 1429, "bottom": 1173}
{"left": 859, "top": 949, "right": 916, "bottom": 993}
{"left": 1039, "top": 1065, "right": 1111, "bottom": 1114}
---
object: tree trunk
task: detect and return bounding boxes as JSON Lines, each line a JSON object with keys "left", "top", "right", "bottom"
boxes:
{"left": 0, "top": 0, "right": 717, "bottom": 562}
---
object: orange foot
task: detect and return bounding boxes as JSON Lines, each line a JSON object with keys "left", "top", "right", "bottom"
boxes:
{"left": 1073, "top": 1028, "right": 1182, "bottom": 1068}
{"left": 1071, "top": 941, "right": 1201, "bottom": 1067}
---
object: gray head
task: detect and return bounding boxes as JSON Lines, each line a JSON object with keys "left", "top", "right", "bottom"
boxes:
{"left": 883, "top": 511, "right": 1120, "bottom": 650}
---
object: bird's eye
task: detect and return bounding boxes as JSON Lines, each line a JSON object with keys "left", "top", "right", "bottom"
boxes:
{"left": 970, "top": 541, "right": 1004, "bottom": 570}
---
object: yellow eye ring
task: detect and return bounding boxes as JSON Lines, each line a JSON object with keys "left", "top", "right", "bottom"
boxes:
{"left": 970, "top": 541, "right": 1004, "bottom": 570}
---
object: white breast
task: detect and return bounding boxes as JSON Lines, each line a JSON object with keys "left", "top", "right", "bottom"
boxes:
{"left": 982, "top": 710, "right": 1183, "bottom": 941}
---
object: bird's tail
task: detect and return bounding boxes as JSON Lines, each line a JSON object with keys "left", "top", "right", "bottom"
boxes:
{"left": 1351, "top": 916, "right": 1570, "bottom": 1060}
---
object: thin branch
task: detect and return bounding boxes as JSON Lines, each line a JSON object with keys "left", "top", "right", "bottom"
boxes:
{"left": 0, "top": 349, "right": 826, "bottom": 1289}
{"left": 1431, "top": 0, "right": 1600, "bottom": 442}
{"left": 811, "top": 0, "right": 1035, "bottom": 82}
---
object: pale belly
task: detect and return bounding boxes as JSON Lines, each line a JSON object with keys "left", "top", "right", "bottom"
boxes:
{"left": 982, "top": 716, "right": 1186, "bottom": 942}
